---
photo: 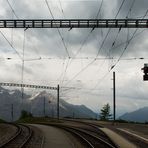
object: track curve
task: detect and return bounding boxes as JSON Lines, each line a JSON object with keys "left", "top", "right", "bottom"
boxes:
{"left": 0, "top": 124, "right": 33, "bottom": 148}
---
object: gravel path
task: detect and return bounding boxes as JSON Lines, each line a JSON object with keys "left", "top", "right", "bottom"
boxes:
{"left": 30, "top": 124, "right": 84, "bottom": 148}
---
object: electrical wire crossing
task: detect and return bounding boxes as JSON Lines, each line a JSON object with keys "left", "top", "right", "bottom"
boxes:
{"left": 0, "top": 19, "right": 148, "bottom": 28}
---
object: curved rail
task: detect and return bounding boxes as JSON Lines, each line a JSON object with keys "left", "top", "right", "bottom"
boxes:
{"left": 0, "top": 124, "right": 33, "bottom": 148}
{"left": 19, "top": 124, "right": 33, "bottom": 148}
{"left": 73, "top": 127, "right": 116, "bottom": 148}
{"left": 0, "top": 124, "right": 22, "bottom": 147}
{"left": 63, "top": 126, "right": 94, "bottom": 148}
{"left": 61, "top": 119, "right": 118, "bottom": 147}
{"left": 48, "top": 124, "right": 117, "bottom": 148}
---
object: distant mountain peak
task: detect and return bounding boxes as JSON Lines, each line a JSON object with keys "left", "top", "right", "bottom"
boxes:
{"left": 0, "top": 87, "right": 96, "bottom": 121}
{"left": 119, "top": 106, "right": 148, "bottom": 123}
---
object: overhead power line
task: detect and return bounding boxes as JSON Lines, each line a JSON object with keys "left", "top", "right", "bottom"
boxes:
{"left": 92, "top": 9, "right": 148, "bottom": 91}
{"left": 126, "top": 0, "right": 136, "bottom": 18}
{"left": 71, "top": 0, "right": 104, "bottom": 59}
{"left": 59, "top": 0, "right": 104, "bottom": 87}
{"left": 0, "top": 31, "right": 22, "bottom": 60}
{"left": 0, "top": 0, "right": 22, "bottom": 61}
{"left": 6, "top": 0, "right": 19, "bottom": 19}
{"left": 91, "top": 29, "right": 147, "bottom": 91}
{"left": 44, "top": 0, "right": 70, "bottom": 57}
{"left": 64, "top": 24, "right": 145, "bottom": 87}
{"left": 96, "top": 0, "right": 104, "bottom": 19}
{"left": 115, "top": 0, "right": 126, "bottom": 18}
{"left": 111, "top": 9, "right": 148, "bottom": 71}
{"left": 92, "top": 0, "right": 141, "bottom": 90}
{"left": 63, "top": 0, "right": 128, "bottom": 86}
{"left": 1, "top": 56, "right": 148, "bottom": 61}
{"left": 58, "top": 0, "right": 65, "bottom": 17}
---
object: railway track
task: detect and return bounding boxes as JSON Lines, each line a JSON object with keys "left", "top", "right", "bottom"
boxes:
{"left": 44, "top": 122, "right": 117, "bottom": 148}
{"left": 52, "top": 124, "right": 116, "bottom": 148}
{"left": 61, "top": 119, "right": 118, "bottom": 147}
{"left": 0, "top": 124, "right": 33, "bottom": 148}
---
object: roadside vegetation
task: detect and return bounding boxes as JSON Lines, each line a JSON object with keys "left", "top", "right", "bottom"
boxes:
{"left": 19, "top": 110, "right": 33, "bottom": 120}
{"left": 17, "top": 110, "right": 62, "bottom": 123}
{"left": 99, "top": 103, "right": 112, "bottom": 121}
{"left": 14, "top": 109, "right": 148, "bottom": 125}
{"left": 0, "top": 118, "right": 6, "bottom": 123}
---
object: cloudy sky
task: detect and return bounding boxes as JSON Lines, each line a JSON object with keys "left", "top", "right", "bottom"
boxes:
{"left": 0, "top": 0, "right": 148, "bottom": 116}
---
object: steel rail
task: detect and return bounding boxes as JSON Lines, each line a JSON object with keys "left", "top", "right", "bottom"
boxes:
{"left": 61, "top": 119, "right": 118, "bottom": 147}
{"left": 46, "top": 123, "right": 117, "bottom": 148}
{"left": 67, "top": 126, "right": 116, "bottom": 148}
{"left": 40, "top": 122, "right": 94, "bottom": 147}
{"left": 62, "top": 126, "right": 95, "bottom": 148}
{"left": 74, "top": 127, "right": 116, "bottom": 148}
{"left": 0, "top": 124, "right": 33, "bottom": 148}
{"left": 0, "top": 124, "right": 22, "bottom": 147}
{"left": 18, "top": 124, "right": 33, "bottom": 148}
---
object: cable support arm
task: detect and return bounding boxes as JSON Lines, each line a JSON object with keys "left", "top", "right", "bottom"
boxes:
{"left": 0, "top": 19, "right": 147, "bottom": 28}
{"left": 0, "top": 82, "right": 57, "bottom": 90}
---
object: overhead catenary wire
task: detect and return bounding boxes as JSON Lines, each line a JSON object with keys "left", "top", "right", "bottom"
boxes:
{"left": 70, "top": 0, "right": 104, "bottom": 59}
{"left": 1, "top": 55, "right": 148, "bottom": 61}
{"left": 59, "top": 30, "right": 93, "bottom": 87}
{"left": 0, "top": 0, "right": 22, "bottom": 60}
{"left": 91, "top": 0, "right": 138, "bottom": 90}
{"left": 44, "top": 0, "right": 70, "bottom": 58}
{"left": 110, "top": 8, "right": 148, "bottom": 71}
{"left": 58, "top": 0, "right": 65, "bottom": 18}
{"left": 96, "top": 0, "right": 127, "bottom": 63}
{"left": 126, "top": 0, "right": 136, "bottom": 18}
{"left": 63, "top": 0, "right": 126, "bottom": 87}
{"left": 60, "top": 58, "right": 71, "bottom": 86}
{"left": 44, "top": 0, "right": 71, "bottom": 89}
{"left": 115, "top": 0, "right": 126, "bottom": 18}
{"left": 92, "top": 9, "right": 148, "bottom": 91}
{"left": 6, "top": 0, "right": 19, "bottom": 19}
{"left": 59, "top": 0, "right": 104, "bottom": 88}
{"left": 95, "top": 0, "right": 104, "bottom": 19}
{"left": 2, "top": 1, "right": 146, "bottom": 98}
{"left": 91, "top": 29, "right": 147, "bottom": 91}
{"left": 58, "top": 58, "right": 66, "bottom": 84}
{"left": 0, "top": 31, "right": 22, "bottom": 60}
{"left": 60, "top": 0, "right": 104, "bottom": 87}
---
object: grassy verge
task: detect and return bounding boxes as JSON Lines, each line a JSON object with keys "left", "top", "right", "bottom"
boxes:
{"left": 16, "top": 117, "right": 63, "bottom": 124}
{"left": 0, "top": 118, "right": 6, "bottom": 123}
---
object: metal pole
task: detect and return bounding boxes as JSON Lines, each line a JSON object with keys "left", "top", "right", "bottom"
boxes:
{"left": 11, "top": 104, "right": 13, "bottom": 122}
{"left": 113, "top": 72, "right": 116, "bottom": 122}
{"left": 57, "top": 84, "right": 60, "bottom": 120}
{"left": 52, "top": 105, "right": 54, "bottom": 118}
{"left": 43, "top": 97, "right": 45, "bottom": 117}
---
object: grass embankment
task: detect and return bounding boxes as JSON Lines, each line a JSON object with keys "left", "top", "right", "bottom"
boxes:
{"left": 0, "top": 118, "right": 6, "bottom": 123}
{"left": 16, "top": 110, "right": 63, "bottom": 124}
{"left": 16, "top": 117, "right": 63, "bottom": 124}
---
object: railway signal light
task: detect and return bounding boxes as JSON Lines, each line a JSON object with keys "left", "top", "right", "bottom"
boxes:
{"left": 142, "top": 64, "right": 148, "bottom": 81}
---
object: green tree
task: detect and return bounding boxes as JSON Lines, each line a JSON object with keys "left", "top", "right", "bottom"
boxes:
{"left": 19, "top": 110, "right": 33, "bottom": 119}
{"left": 100, "top": 103, "right": 112, "bottom": 121}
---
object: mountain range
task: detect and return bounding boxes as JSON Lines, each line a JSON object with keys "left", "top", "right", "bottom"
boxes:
{"left": 119, "top": 107, "right": 148, "bottom": 123}
{"left": 0, "top": 87, "right": 96, "bottom": 121}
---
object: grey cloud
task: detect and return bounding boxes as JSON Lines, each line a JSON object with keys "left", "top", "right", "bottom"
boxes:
{"left": 116, "top": 0, "right": 148, "bottom": 18}
{"left": 14, "top": 63, "right": 33, "bottom": 74}
{"left": 0, "top": 0, "right": 148, "bottom": 114}
{"left": 64, "top": 1, "right": 104, "bottom": 19}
